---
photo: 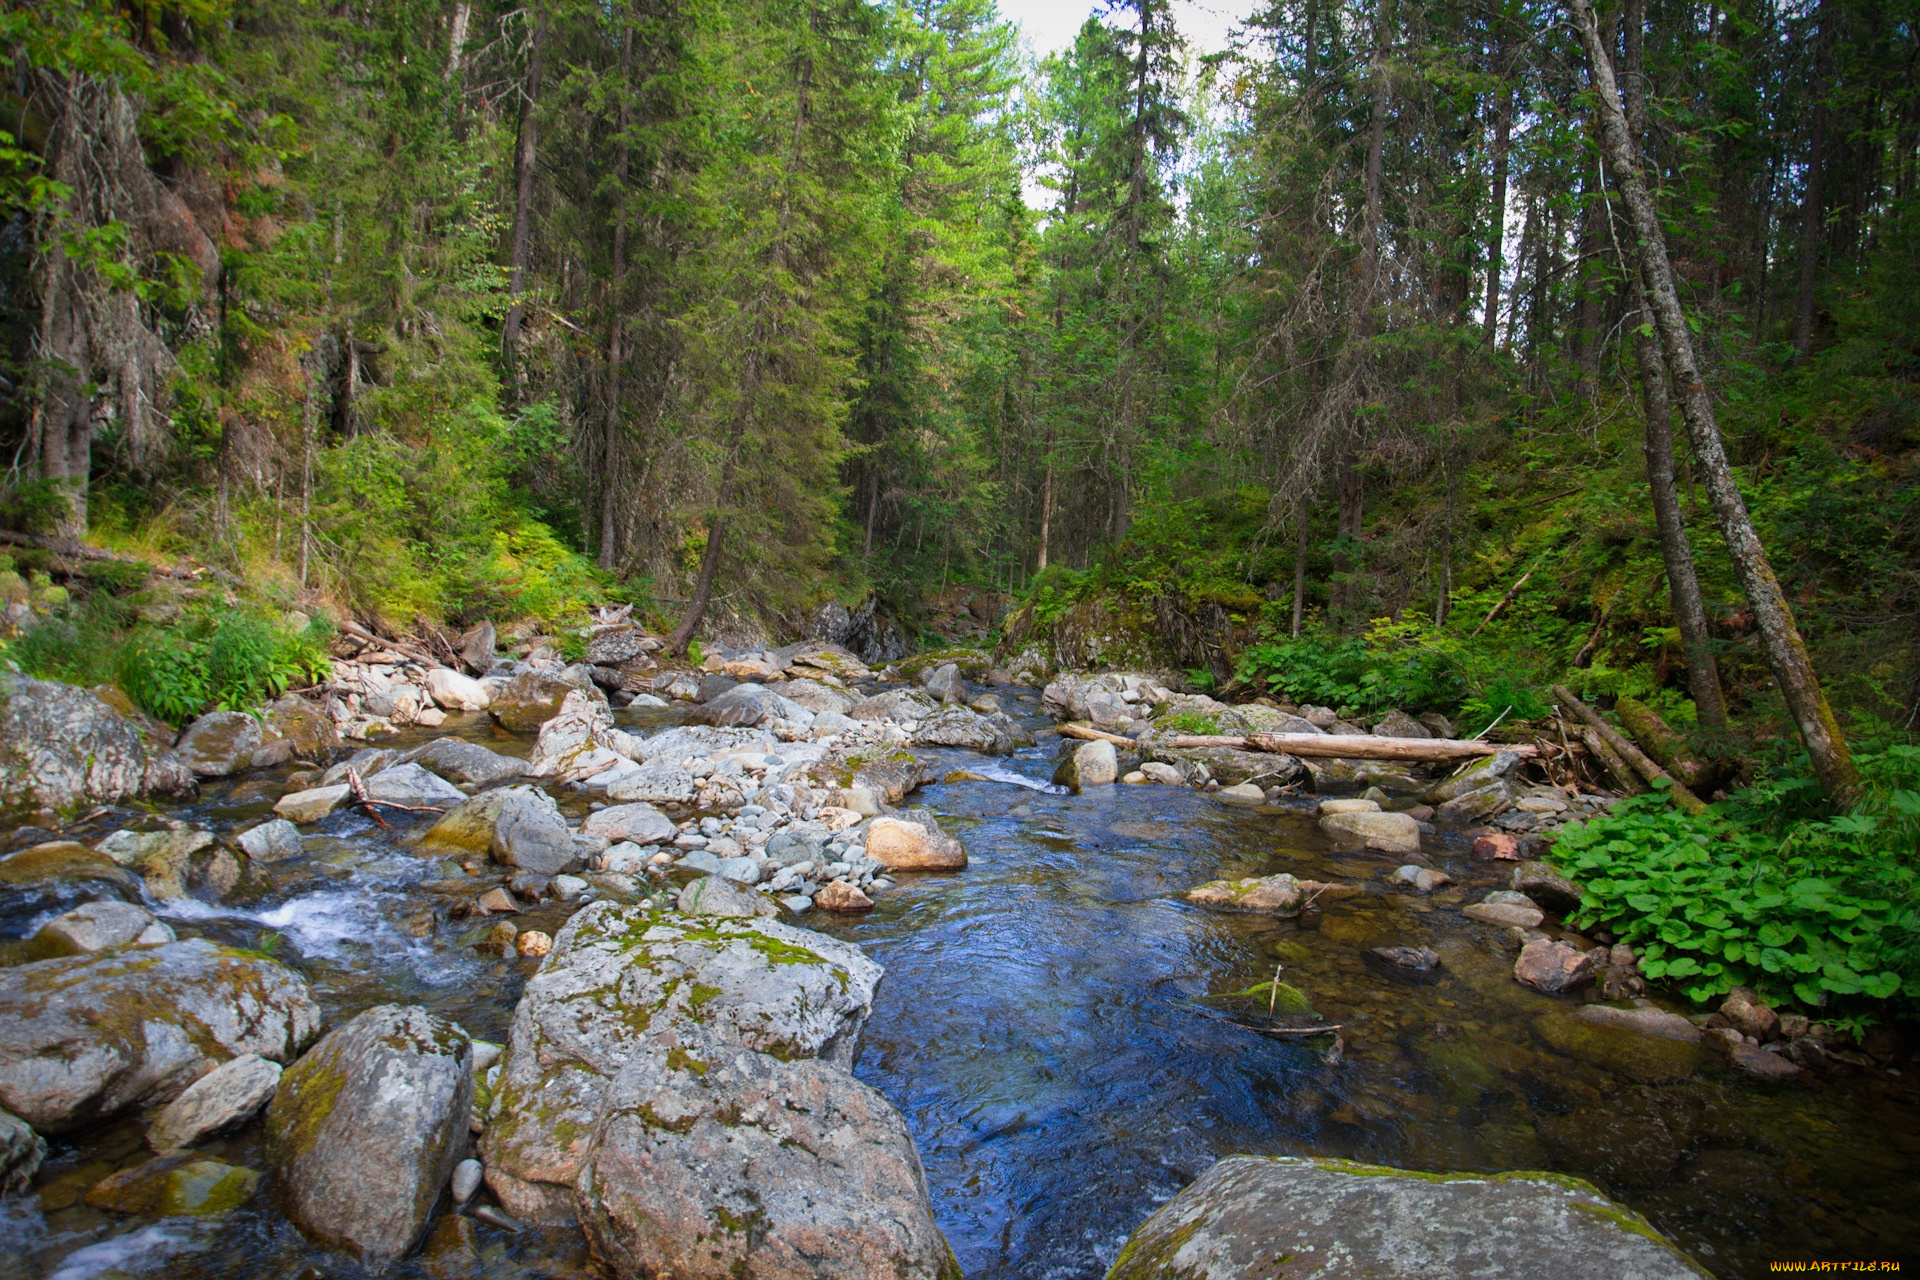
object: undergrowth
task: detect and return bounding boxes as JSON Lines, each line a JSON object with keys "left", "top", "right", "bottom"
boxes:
{"left": 1553, "top": 747, "right": 1920, "bottom": 1018}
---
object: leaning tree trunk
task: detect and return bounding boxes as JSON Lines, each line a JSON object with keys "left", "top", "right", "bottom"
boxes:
{"left": 500, "top": 3, "right": 548, "bottom": 375}
{"left": 665, "top": 455, "right": 737, "bottom": 656}
{"left": 1569, "top": 0, "right": 1861, "bottom": 808}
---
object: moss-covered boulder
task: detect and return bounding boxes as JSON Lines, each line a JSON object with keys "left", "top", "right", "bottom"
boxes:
{"left": 482, "top": 902, "right": 955, "bottom": 1279}
{"left": 266, "top": 1004, "right": 472, "bottom": 1269}
{"left": 1183, "top": 873, "right": 1357, "bottom": 917}
{"left": 0, "top": 938, "right": 321, "bottom": 1133}
{"left": 418, "top": 784, "right": 575, "bottom": 874}
{"left": 490, "top": 669, "right": 597, "bottom": 734}
{"left": 0, "top": 841, "right": 139, "bottom": 922}
{"left": 0, "top": 673, "right": 195, "bottom": 814}
{"left": 85, "top": 1153, "right": 260, "bottom": 1216}
{"left": 1107, "top": 1156, "right": 1710, "bottom": 1280}
{"left": 174, "top": 710, "right": 263, "bottom": 778}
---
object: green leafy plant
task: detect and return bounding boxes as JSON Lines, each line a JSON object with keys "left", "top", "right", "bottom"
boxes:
{"left": 1160, "top": 711, "right": 1221, "bottom": 735}
{"left": 1552, "top": 747, "right": 1920, "bottom": 1013}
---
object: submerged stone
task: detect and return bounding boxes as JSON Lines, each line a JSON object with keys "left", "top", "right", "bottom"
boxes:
{"left": 85, "top": 1153, "right": 260, "bottom": 1216}
{"left": 1106, "top": 1155, "right": 1709, "bottom": 1280}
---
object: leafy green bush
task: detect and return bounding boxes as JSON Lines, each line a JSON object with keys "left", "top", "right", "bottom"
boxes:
{"left": 1553, "top": 747, "right": 1920, "bottom": 1014}
{"left": 1160, "top": 711, "right": 1221, "bottom": 735}
{"left": 119, "top": 610, "right": 334, "bottom": 724}
{"left": 1458, "top": 675, "right": 1552, "bottom": 735}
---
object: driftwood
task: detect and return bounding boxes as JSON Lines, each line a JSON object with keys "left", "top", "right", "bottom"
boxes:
{"left": 1059, "top": 722, "right": 1136, "bottom": 747}
{"left": 1578, "top": 725, "right": 1647, "bottom": 796}
{"left": 1552, "top": 685, "right": 1705, "bottom": 813}
{"left": 1165, "top": 732, "right": 1537, "bottom": 761}
{"left": 337, "top": 619, "right": 449, "bottom": 670}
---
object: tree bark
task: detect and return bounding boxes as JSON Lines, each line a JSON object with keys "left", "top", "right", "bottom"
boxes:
{"left": 500, "top": 3, "right": 548, "bottom": 370}
{"left": 1484, "top": 86, "right": 1512, "bottom": 343}
{"left": 1291, "top": 503, "right": 1309, "bottom": 637}
{"left": 1569, "top": 0, "right": 1861, "bottom": 808}
{"left": 666, "top": 454, "right": 737, "bottom": 656}
{"left": 1791, "top": 0, "right": 1832, "bottom": 359}
{"left": 1036, "top": 454, "right": 1053, "bottom": 572}
{"left": 599, "top": 15, "right": 633, "bottom": 573}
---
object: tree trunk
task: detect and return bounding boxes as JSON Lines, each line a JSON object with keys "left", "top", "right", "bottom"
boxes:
{"left": 1791, "top": 1, "right": 1832, "bottom": 359}
{"left": 667, "top": 455, "right": 737, "bottom": 656}
{"left": 1484, "top": 86, "right": 1512, "bottom": 343}
{"left": 500, "top": 3, "right": 548, "bottom": 370}
{"left": 1291, "top": 503, "right": 1309, "bottom": 638}
{"left": 1553, "top": 684, "right": 1706, "bottom": 812}
{"left": 1330, "top": 455, "right": 1364, "bottom": 624}
{"left": 1569, "top": 0, "right": 1862, "bottom": 808}
{"left": 599, "top": 15, "right": 633, "bottom": 573}
{"left": 1036, "top": 454, "right": 1053, "bottom": 572}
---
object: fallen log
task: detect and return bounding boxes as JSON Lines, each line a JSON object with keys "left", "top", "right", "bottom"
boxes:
{"left": 337, "top": 619, "right": 450, "bottom": 670}
{"left": 1059, "top": 722, "right": 1136, "bottom": 747}
{"left": 1613, "top": 696, "right": 1729, "bottom": 792}
{"left": 1165, "top": 732, "right": 1537, "bottom": 761}
{"left": 1551, "top": 685, "right": 1705, "bottom": 813}
{"left": 1577, "top": 725, "right": 1646, "bottom": 797}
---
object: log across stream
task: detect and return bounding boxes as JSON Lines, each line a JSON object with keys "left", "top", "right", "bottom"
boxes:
{"left": 0, "top": 694, "right": 1914, "bottom": 1279}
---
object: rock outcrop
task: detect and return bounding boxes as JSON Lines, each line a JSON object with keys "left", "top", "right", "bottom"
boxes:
{"left": 266, "top": 1004, "right": 472, "bottom": 1268}
{"left": 0, "top": 673, "right": 195, "bottom": 812}
{"left": 1106, "top": 1156, "right": 1709, "bottom": 1279}
{"left": 482, "top": 902, "right": 956, "bottom": 1278}
{"left": 0, "top": 938, "right": 321, "bottom": 1133}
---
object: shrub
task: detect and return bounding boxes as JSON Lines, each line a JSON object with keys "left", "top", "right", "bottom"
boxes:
{"left": 119, "top": 610, "right": 334, "bottom": 725}
{"left": 1552, "top": 746, "right": 1920, "bottom": 1016}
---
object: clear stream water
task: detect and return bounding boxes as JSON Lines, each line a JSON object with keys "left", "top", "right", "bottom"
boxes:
{"left": 1, "top": 697, "right": 1915, "bottom": 1280}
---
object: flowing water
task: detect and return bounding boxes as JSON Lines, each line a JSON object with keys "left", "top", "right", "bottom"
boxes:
{"left": 2, "top": 697, "right": 1916, "bottom": 1280}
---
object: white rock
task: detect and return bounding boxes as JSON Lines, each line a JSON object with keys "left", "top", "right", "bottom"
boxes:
{"left": 451, "top": 1157, "right": 484, "bottom": 1204}
{"left": 425, "top": 668, "right": 490, "bottom": 712}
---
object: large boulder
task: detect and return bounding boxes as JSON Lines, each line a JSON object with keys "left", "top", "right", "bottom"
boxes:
{"left": 865, "top": 814, "right": 967, "bottom": 871}
{"left": 1426, "top": 749, "right": 1522, "bottom": 804}
{"left": 490, "top": 669, "right": 597, "bottom": 734}
{"left": 420, "top": 785, "right": 575, "bottom": 875}
{"left": 527, "top": 689, "right": 647, "bottom": 780}
{"left": 779, "top": 677, "right": 855, "bottom": 716}
{"left": 0, "top": 938, "right": 320, "bottom": 1133}
{"left": 1106, "top": 1156, "right": 1709, "bottom": 1280}
{"left": 0, "top": 673, "right": 195, "bottom": 813}
{"left": 483, "top": 902, "right": 953, "bottom": 1279}
{"left": 580, "top": 802, "right": 676, "bottom": 845}
{"left": 911, "top": 705, "right": 1014, "bottom": 755}
{"left": 0, "top": 841, "right": 140, "bottom": 921}
{"left": 921, "top": 662, "right": 966, "bottom": 705}
{"left": 361, "top": 762, "right": 465, "bottom": 809}
{"left": 175, "top": 711, "right": 264, "bottom": 778}
{"left": 605, "top": 761, "right": 700, "bottom": 805}
{"left": 261, "top": 694, "right": 339, "bottom": 761}
{"left": 424, "top": 667, "right": 490, "bottom": 712}
{"left": 94, "top": 827, "right": 215, "bottom": 900}
{"left": 847, "top": 687, "right": 938, "bottom": 724}
{"left": 1054, "top": 738, "right": 1118, "bottom": 790}
{"left": 1318, "top": 809, "right": 1421, "bottom": 853}
{"left": 403, "top": 737, "right": 525, "bottom": 787}
{"left": 1372, "top": 709, "right": 1431, "bottom": 738}
{"left": 267, "top": 1004, "right": 472, "bottom": 1268}
{"left": 1145, "top": 745, "right": 1309, "bottom": 790}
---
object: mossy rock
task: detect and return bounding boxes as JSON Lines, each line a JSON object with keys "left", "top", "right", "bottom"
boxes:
{"left": 85, "top": 1154, "right": 259, "bottom": 1216}
{"left": 897, "top": 647, "right": 992, "bottom": 679}
{"left": 1533, "top": 1012, "right": 1707, "bottom": 1085}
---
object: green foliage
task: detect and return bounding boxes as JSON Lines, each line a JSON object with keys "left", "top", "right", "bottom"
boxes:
{"left": 116, "top": 610, "right": 334, "bottom": 725}
{"left": 1554, "top": 748, "right": 1920, "bottom": 1014}
{"left": 1459, "top": 676, "right": 1552, "bottom": 735}
{"left": 1159, "top": 711, "right": 1221, "bottom": 735}
{"left": 1236, "top": 618, "right": 1473, "bottom": 717}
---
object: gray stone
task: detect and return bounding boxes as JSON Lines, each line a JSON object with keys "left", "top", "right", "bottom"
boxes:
{"left": 480, "top": 903, "right": 949, "bottom": 1279}
{"left": 175, "top": 711, "right": 264, "bottom": 778}
{"left": 0, "top": 842, "right": 140, "bottom": 921}
{"left": 362, "top": 762, "right": 466, "bottom": 809}
{"left": 421, "top": 785, "right": 576, "bottom": 875}
{"left": 426, "top": 667, "right": 491, "bottom": 712}
{"left": 0, "top": 673, "right": 195, "bottom": 811}
{"left": 586, "top": 626, "right": 645, "bottom": 667}
{"left": 1372, "top": 709, "right": 1431, "bottom": 739}
{"left": 766, "top": 831, "right": 824, "bottom": 866}
{"left": 93, "top": 827, "right": 214, "bottom": 900}
{"left": 1463, "top": 901, "right": 1547, "bottom": 928}
{"left": 33, "top": 900, "right": 167, "bottom": 954}
{"left": 1426, "top": 750, "right": 1522, "bottom": 804}
{"left": 1106, "top": 1155, "right": 1708, "bottom": 1280}
{"left": 921, "top": 662, "right": 965, "bottom": 705}
{"left": 1514, "top": 938, "right": 1600, "bottom": 994}
{"left": 491, "top": 669, "right": 596, "bottom": 734}
{"left": 402, "top": 737, "right": 526, "bottom": 787}
{"left": 1217, "top": 782, "right": 1267, "bottom": 803}
{"left": 267, "top": 1004, "right": 471, "bottom": 1269}
{"left": 678, "top": 874, "right": 779, "bottom": 918}
{"left": 678, "top": 849, "right": 723, "bottom": 875}
{"left": 275, "top": 783, "right": 350, "bottom": 823}
{"left": 147, "top": 1052, "right": 282, "bottom": 1151}
{"left": 847, "top": 688, "right": 938, "bottom": 723}
{"left": 581, "top": 802, "right": 676, "bottom": 845}
{"left": 451, "top": 1157, "right": 483, "bottom": 1205}
{"left": 1513, "top": 863, "right": 1583, "bottom": 913}
{"left": 1055, "top": 739, "right": 1118, "bottom": 790}
{"left": 691, "top": 684, "right": 776, "bottom": 728}
{"left": 715, "top": 856, "right": 762, "bottom": 884}
{"left": 780, "top": 678, "right": 855, "bottom": 716}
{"left": 910, "top": 705, "right": 1014, "bottom": 754}
{"left": 236, "top": 818, "right": 304, "bottom": 863}
{"left": 0, "top": 1106, "right": 45, "bottom": 1195}
{"left": 1435, "top": 780, "right": 1516, "bottom": 823}
{"left": 1388, "top": 865, "right": 1452, "bottom": 892}
{"left": 0, "top": 938, "right": 320, "bottom": 1133}
{"left": 1318, "top": 809, "right": 1421, "bottom": 853}
{"left": 1572, "top": 1004, "right": 1703, "bottom": 1043}
{"left": 320, "top": 747, "right": 398, "bottom": 786}
{"left": 605, "top": 761, "right": 699, "bottom": 805}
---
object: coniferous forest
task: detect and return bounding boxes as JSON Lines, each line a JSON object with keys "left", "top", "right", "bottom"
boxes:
{"left": 2, "top": 1, "right": 1920, "bottom": 1274}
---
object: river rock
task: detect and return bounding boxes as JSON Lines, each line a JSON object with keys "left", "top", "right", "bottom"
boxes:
{"left": 1154, "top": 745, "right": 1307, "bottom": 789}
{"left": 606, "top": 761, "right": 700, "bottom": 805}
{"left": 275, "top": 783, "right": 350, "bottom": 823}
{"left": 174, "top": 711, "right": 263, "bottom": 778}
{"left": 1728, "top": 1041, "right": 1803, "bottom": 1080}
{"left": 33, "top": 900, "right": 171, "bottom": 955}
{"left": 911, "top": 705, "right": 1014, "bottom": 754}
{"left": 1572, "top": 1003, "right": 1703, "bottom": 1043}
{"left": 491, "top": 670, "right": 594, "bottom": 734}
{"left": 1463, "top": 900, "right": 1546, "bottom": 928}
{"left": 1217, "top": 782, "right": 1267, "bottom": 803}
{"left": 1512, "top": 863, "right": 1582, "bottom": 912}
{"left": 1318, "top": 809, "right": 1420, "bottom": 853}
{"left": 528, "top": 689, "right": 649, "bottom": 781}
{"left": 921, "top": 662, "right": 966, "bottom": 705}
{"left": 780, "top": 678, "right": 856, "bottom": 716}
{"left": 0, "top": 938, "right": 320, "bottom": 1133}
{"left": 1514, "top": 938, "right": 1600, "bottom": 994}
{"left": 483, "top": 903, "right": 952, "bottom": 1276}
{"left": 1185, "top": 873, "right": 1325, "bottom": 916}
{"left": 1373, "top": 709, "right": 1431, "bottom": 738}
{"left": 815, "top": 880, "right": 875, "bottom": 912}
{"left": 0, "top": 673, "right": 196, "bottom": 812}
{"left": 581, "top": 802, "right": 676, "bottom": 845}
{"left": 1138, "top": 761, "right": 1183, "bottom": 785}
{"left": 95, "top": 827, "right": 215, "bottom": 900}
{"left": 1472, "top": 832, "right": 1524, "bottom": 859}
{"left": 1388, "top": 865, "right": 1451, "bottom": 892}
{"left": 363, "top": 761, "right": 466, "bottom": 808}
{"left": 1425, "top": 749, "right": 1522, "bottom": 803}
{"left": 421, "top": 785, "right": 575, "bottom": 875}
{"left": 848, "top": 687, "right": 938, "bottom": 723}
{"left": 262, "top": 694, "right": 340, "bottom": 761}
{"left": 404, "top": 737, "right": 525, "bottom": 786}
{"left": 690, "top": 683, "right": 777, "bottom": 728}
{"left": 236, "top": 818, "right": 304, "bottom": 863}
{"left": 1106, "top": 1155, "right": 1709, "bottom": 1280}
{"left": 678, "top": 874, "right": 780, "bottom": 918}
{"left": 86, "top": 1153, "right": 260, "bottom": 1216}
{"left": 1365, "top": 946, "right": 1444, "bottom": 978}
{"left": 267, "top": 1004, "right": 471, "bottom": 1267}
{"left": 0, "top": 842, "right": 139, "bottom": 921}
{"left": 147, "top": 1053, "right": 282, "bottom": 1151}
{"left": 1437, "top": 781, "right": 1516, "bottom": 823}
{"left": 865, "top": 815, "right": 967, "bottom": 870}
{"left": 1055, "top": 738, "right": 1119, "bottom": 790}
{"left": 1, "top": 1106, "right": 46, "bottom": 1194}
{"left": 586, "top": 626, "right": 645, "bottom": 667}
{"left": 425, "top": 668, "right": 490, "bottom": 711}
{"left": 1720, "top": 988, "right": 1780, "bottom": 1041}
{"left": 1317, "top": 797, "right": 1379, "bottom": 815}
